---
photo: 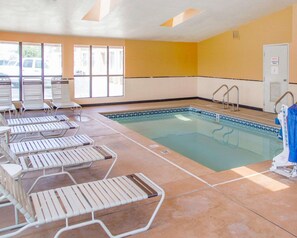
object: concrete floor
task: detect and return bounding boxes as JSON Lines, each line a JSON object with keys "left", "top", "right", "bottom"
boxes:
{"left": 2, "top": 99, "right": 297, "bottom": 238}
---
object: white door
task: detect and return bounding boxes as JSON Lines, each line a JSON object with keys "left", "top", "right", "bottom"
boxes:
{"left": 263, "top": 44, "right": 289, "bottom": 113}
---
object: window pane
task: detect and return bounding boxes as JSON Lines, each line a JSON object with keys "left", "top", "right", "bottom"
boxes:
{"left": 92, "top": 76, "right": 107, "bottom": 97}
{"left": 0, "top": 42, "right": 19, "bottom": 76}
{"left": 44, "top": 44, "right": 62, "bottom": 76}
{"left": 74, "top": 46, "right": 90, "bottom": 75}
{"left": 75, "top": 77, "right": 90, "bottom": 98}
{"left": 109, "top": 76, "right": 124, "bottom": 96}
{"left": 92, "top": 47, "right": 107, "bottom": 75}
{"left": 109, "top": 47, "right": 124, "bottom": 75}
{"left": 22, "top": 43, "right": 42, "bottom": 76}
{"left": 0, "top": 42, "right": 20, "bottom": 100}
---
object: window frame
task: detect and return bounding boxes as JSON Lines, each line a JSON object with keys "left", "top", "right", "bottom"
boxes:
{"left": 0, "top": 41, "right": 62, "bottom": 101}
{"left": 74, "top": 45, "right": 125, "bottom": 99}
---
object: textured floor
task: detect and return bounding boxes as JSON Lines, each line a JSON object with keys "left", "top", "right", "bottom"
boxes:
{"left": 2, "top": 99, "right": 296, "bottom": 238}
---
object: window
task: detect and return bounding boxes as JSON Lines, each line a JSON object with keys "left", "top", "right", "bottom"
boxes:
{"left": 0, "top": 41, "right": 62, "bottom": 101}
{"left": 74, "top": 45, "right": 124, "bottom": 98}
{"left": 0, "top": 42, "right": 20, "bottom": 101}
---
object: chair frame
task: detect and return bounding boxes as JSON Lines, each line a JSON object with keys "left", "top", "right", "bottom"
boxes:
{"left": 51, "top": 78, "right": 82, "bottom": 119}
{"left": 0, "top": 166, "right": 164, "bottom": 238}
{"left": 0, "top": 78, "right": 17, "bottom": 119}
{"left": 5, "top": 114, "right": 69, "bottom": 126}
{"left": 21, "top": 79, "right": 51, "bottom": 115}
{"left": 9, "top": 134, "right": 94, "bottom": 156}
{"left": 0, "top": 140, "right": 118, "bottom": 194}
{"left": 8, "top": 121, "right": 80, "bottom": 142}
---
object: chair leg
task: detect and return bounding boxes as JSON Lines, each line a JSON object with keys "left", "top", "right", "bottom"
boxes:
{"left": 27, "top": 170, "right": 77, "bottom": 194}
{"left": 54, "top": 191, "right": 165, "bottom": 238}
{"left": 0, "top": 202, "right": 28, "bottom": 234}
{"left": 103, "top": 157, "right": 117, "bottom": 179}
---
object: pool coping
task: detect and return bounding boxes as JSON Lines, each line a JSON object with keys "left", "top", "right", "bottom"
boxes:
{"left": 104, "top": 106, "right": 280, "bottom": 135}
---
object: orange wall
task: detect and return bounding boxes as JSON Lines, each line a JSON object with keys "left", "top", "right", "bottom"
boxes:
{"left": 125, "top": 40, "right": 197, "bottom": 77}
{"left": 291, "top": 5, "right": 297, "bottom": 83}
{"left": 197, "top": 7, "right": 293, "bottom": 81}
{"left": 0, "top": 32, "right": 197, "bottom": 78}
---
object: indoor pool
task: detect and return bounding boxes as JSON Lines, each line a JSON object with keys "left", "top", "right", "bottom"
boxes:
{"left": 106, "top": 107, "right": 282, "bottom": 171}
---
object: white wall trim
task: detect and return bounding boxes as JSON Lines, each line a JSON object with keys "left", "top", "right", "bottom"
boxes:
{"left": 197, "top": 77, "right": 264, "bottom": 109}
{"left": 73, "top": 76, "right": 198, "bottom": 105}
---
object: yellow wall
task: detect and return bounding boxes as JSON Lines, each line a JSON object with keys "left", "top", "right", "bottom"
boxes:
{"left": 125, "top": 40, "right": 197, "bottom": 77}
{"left": 291, "top": 5, "right": 297, "bottom": 83}
{"left": 197, "top": 7, "right": 293, "bottom": 81}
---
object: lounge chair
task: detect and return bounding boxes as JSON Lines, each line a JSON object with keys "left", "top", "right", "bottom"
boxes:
{"left": 7, "top": 120, "right": 79, "bottom": 142}
{"left": 0, "top": 78, "right": 17, "bottom": 118}
{"left": 51, "top": 79, "right": 82, "bottom": 118}
{"left": 21, "top": 79, "right": 51, "bottom": 115}
{"left": 0, "top": 113, "right": 68, "bottom": 127}
{"left": 0, "top": 164, "right": 164, "bottom": 238}
{"left": 0, "top": 140, "right": 117, "bottom": 193}
{"left": 9, "top": 134, "right": 94, "bottom": 156}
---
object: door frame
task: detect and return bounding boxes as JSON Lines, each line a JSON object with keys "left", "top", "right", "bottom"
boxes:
{"left": 263, "top": 43, "right": 290, "bottom": 112}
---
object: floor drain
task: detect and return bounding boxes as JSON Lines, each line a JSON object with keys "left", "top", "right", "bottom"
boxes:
{"left": 149, "top": 144, "right": 159, "bottom": 148}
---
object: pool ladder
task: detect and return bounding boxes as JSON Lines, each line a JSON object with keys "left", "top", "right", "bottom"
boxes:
{"left": 274, "top": 91, "right": 295, "bottom": 114}
{"left": 212, "top": 84, "right": 229, "bottom": 103}
{"left": 212, "top": 84, "right": 240, "bottom": 111}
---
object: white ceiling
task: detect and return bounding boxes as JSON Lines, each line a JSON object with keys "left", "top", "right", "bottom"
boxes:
{"left": 0, "top": 0, "right": 297, "bottom": 42}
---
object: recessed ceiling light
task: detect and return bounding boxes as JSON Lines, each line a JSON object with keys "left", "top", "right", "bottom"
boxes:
{"left": 161, "top": 8, "right": 201, "bottom": 28}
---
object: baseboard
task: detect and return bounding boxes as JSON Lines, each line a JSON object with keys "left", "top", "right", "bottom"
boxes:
{"left": 196, "top": 97, "right": 263, "bottom": 111}
{"left": 80, "top": 96, "right": 263, "bottom": 112}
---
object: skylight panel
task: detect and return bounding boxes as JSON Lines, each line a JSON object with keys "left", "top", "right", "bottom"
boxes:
{"left": 161, "top": 8, "right": 201, "bottom": 28}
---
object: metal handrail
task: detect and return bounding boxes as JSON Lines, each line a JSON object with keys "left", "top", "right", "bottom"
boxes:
{"left": 274, "top": 91, "right": 295, "bottom": 113}
{"left": 222, "top": 85, "right": 239, "bottom": 111}
{"left": 212, "top": 84, "right": 229, "bottom": 103}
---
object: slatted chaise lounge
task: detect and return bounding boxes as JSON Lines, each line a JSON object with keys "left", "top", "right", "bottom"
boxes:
{"left": 0, "top": 113, "right": 69, "bottom": 127}
{"left": 51, "top": 79, "right": 82, "bottom": 118}
{"left": 6, "top": 120, "right": 79, "bottom": 142}
{"left": 9, "top": 134, "right": 94, "bottom": 156}
{"left": 6, "top": 115, "right": 68, "bottom": 126}
{"left": 21, "top": 79, "right": 51, "bottom": 115}
{"left": 0, "top": 164, "right": 164, "bottom": 238}
{"left": 0, "top": 78, "right": 17, "bottom": 118}
{"left": 0, "top": 140, "right": 117, "bottom": 193}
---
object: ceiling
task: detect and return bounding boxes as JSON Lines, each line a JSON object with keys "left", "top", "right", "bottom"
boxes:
{"left": 0, "top": 0, "right": 297, "bottom": 42}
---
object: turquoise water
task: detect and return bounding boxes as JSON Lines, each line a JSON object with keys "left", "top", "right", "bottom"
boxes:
{"left": 113, "top": 111, "right": 282, "bottom": 171}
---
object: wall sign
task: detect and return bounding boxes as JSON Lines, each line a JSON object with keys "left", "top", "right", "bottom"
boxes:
{"left": 271, "top": 56, "right": 279, "bottom": 65}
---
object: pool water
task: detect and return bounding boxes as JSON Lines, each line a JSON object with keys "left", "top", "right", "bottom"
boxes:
{"left": 111, "top": 110, "right": 282, "bottom": 171}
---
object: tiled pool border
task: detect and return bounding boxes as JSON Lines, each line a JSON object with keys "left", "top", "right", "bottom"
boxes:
{"left": 104, "top": 107, "right": 279, "bottom": 135}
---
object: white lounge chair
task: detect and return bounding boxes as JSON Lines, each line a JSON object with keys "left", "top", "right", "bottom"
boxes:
{"left": 0, "top": 113, "right": 68, "bottom": 127}
{"left": 51, "top": 79, "right": 82, "bottom": 118}
{"left": 9, "top": 134, "right": 94, "bottom": 156}
{"left": 0, "top": 165, "right": 164, "bottom": 238}
{"left": 21, "top": 79, "right": 51, "bottom": 115}
{"left": 8, "top": 120, "right": 79, "bottom": 142}
{"left": 0, "top": 140, "right": 117, "bottom": 193}
{"left": 0, "top": 78, "right": 17, "bottom": 118}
